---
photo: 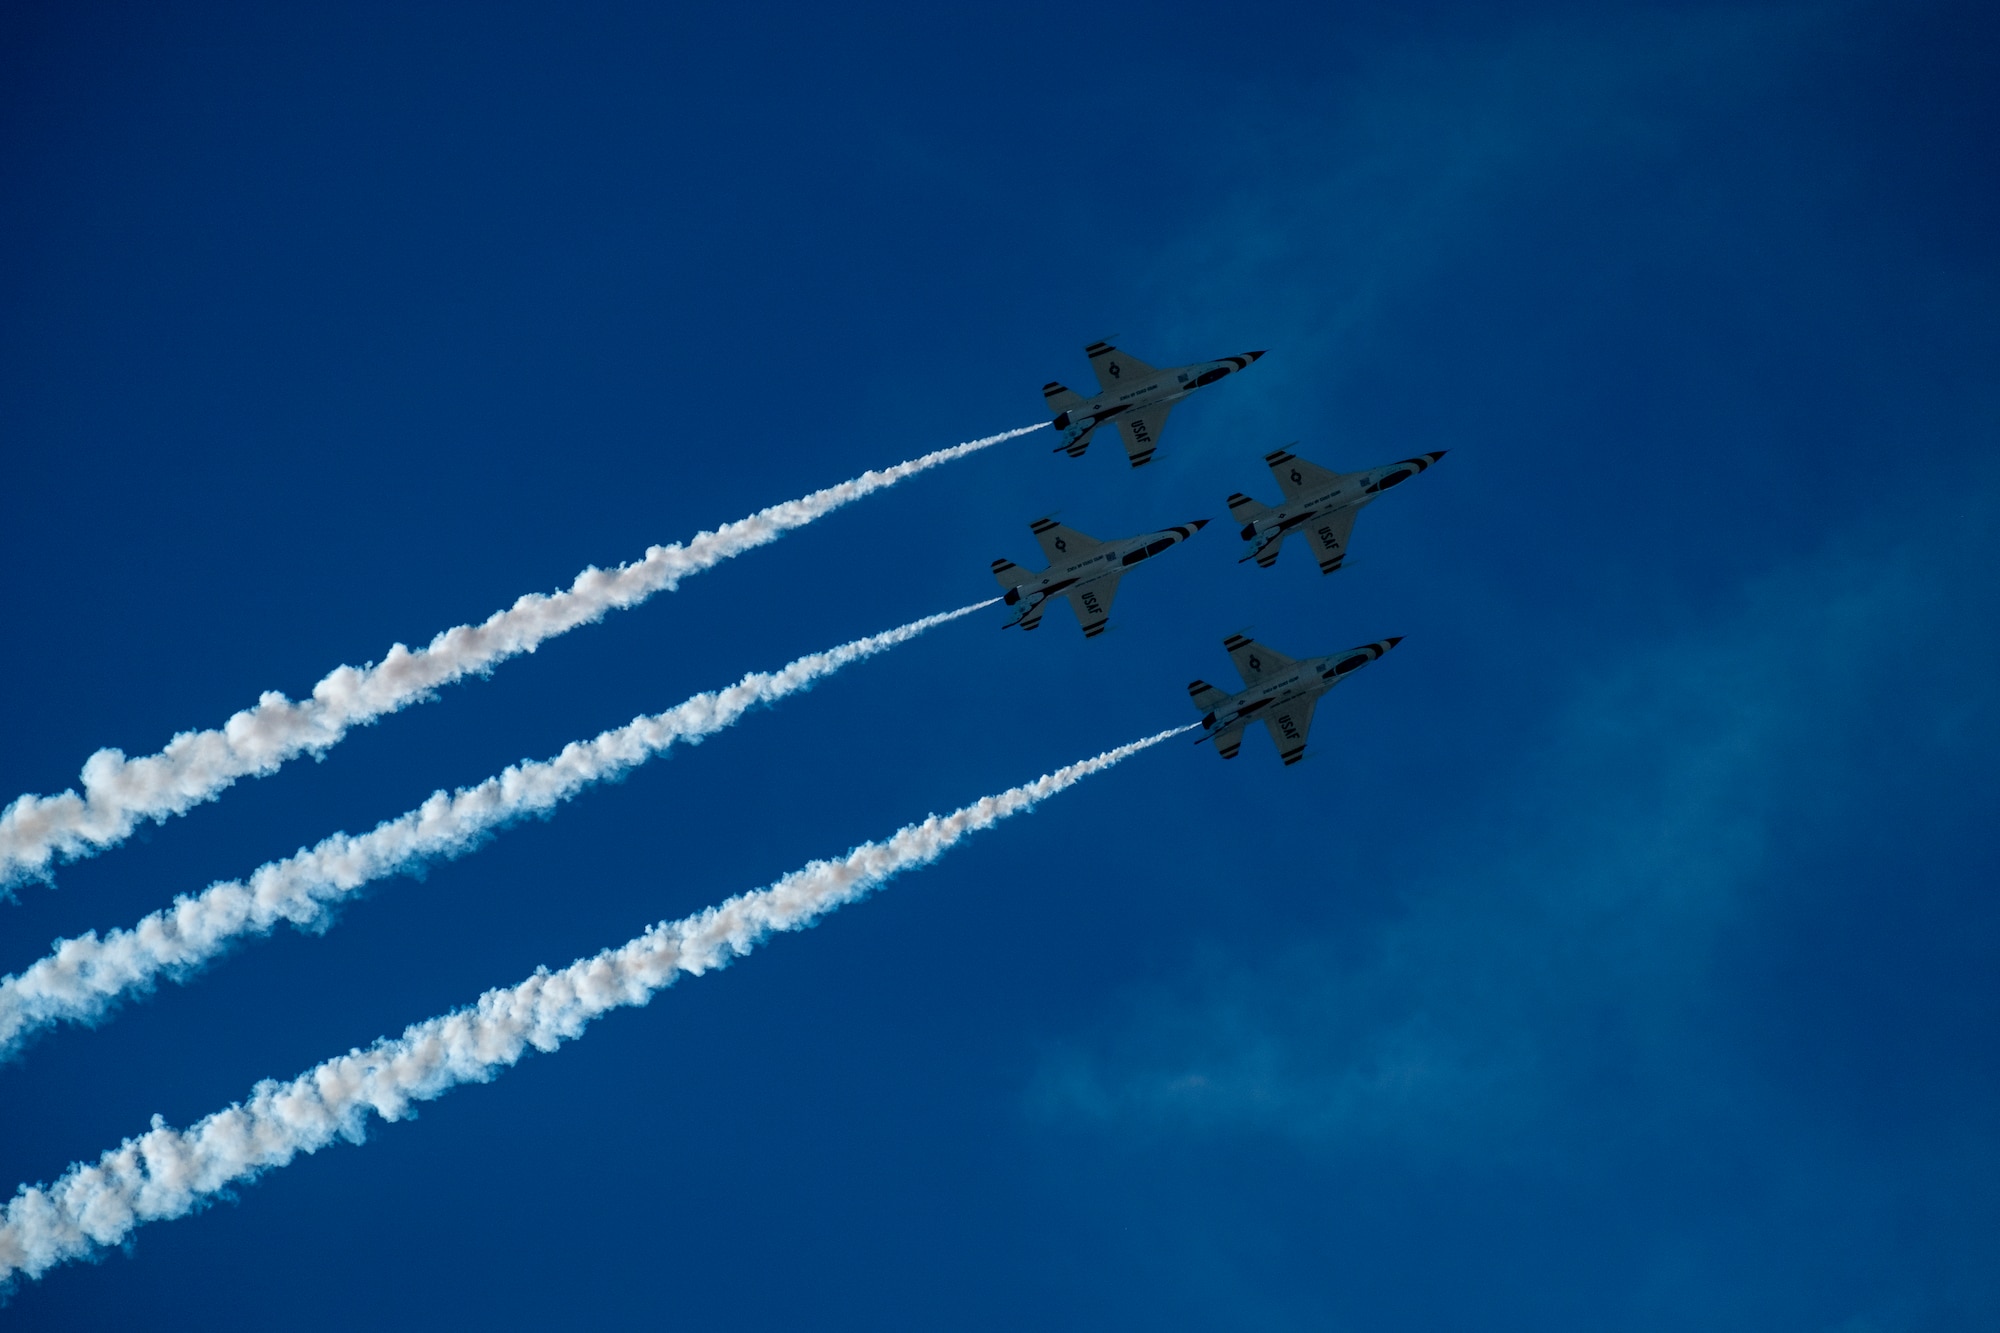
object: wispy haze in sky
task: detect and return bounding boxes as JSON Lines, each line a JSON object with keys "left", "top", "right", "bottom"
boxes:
{"left": 2, "top": 1, "right": 1995, "bottom": 1327}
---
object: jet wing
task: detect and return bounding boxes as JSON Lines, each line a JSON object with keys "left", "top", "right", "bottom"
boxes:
{"left": 1065, "top": 573, "right": 1121, "bottom": 638}
{"left": 1223, "top": 634, "right": 1297, "bottom": 687}
{"left": 1265, "top": 448, "right": 1342, "bottom": 503}
{"left": 1030, "top": 518, "right": 1104, "bottom": 564}
{"left": 1114, "top": 401, "right": 1173, "bottom": 468}
{"left": 1262, "top": 695, "right": 1317, "bottom": 766}
{"left": 1303, "top": 506, "right": 1359, "bottom": 575}
{"left": 1086, "top": 342, "right": 1160, "bottom": 392}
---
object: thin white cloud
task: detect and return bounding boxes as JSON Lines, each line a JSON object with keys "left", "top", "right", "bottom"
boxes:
{"left": 1031, "top": 482, "right": 1998, "bottom": 1160}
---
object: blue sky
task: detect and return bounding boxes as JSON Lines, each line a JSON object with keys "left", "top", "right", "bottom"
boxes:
{"left": 2, "top": 1, "right": 1996, "bottom": 1327}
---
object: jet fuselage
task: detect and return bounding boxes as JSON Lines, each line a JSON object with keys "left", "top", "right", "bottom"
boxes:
{"left": 1200, "top": 639, "right": 1400, "bottom": 736}
{"left": 1054, "top": 351, "right": 1264, "bottom": 451}
{"left": 1239, "top": 453, "right": 1444, "bottom": 551}
{"left": 1003, "top": 520, "right": 1207, "bottom": 627}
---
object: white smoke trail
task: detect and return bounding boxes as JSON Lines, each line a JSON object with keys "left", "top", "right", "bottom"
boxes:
{"left": 0, "top": 602, "right": 997, "bottom": 1061}
{"left": 0, "top": 726, "right": 1187, "bottom": 1286}
{"left": 0, "top": 424, "right": 1046, "bottom": 892}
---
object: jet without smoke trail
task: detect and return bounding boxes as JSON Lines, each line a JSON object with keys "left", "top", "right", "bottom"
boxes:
{"left": 0, "top": 725, "right": 1188, "bottom": 1286}
{"left": 0, "top": 602, "right": 996, "bottom": 1060}
{"left": 0, "top": 423, "right": 1045, "bottom": 893}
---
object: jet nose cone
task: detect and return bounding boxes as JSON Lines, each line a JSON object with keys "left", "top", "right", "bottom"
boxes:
{"left": 1384, "top": 636, "right": 1404, "bottom": 649}
{"left": 1426, "top": 450, "right": 1447, "bottom": 462}
{"left": 1246, "top": 350, "right": 1268, "bottom": 362}
{"left": 1190, "top": 518, "right": 1210, "bottom": 531}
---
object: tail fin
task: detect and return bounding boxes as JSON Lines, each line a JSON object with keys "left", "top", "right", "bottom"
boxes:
{"left": 1188, "top": 679, "right": 1230, "bottom": 712}
{"left": 1226, "top": 492, "right": 1269, "bottom": 525}
{"left": 1043, "top": 382, "right": 1086, "bottom": 415}
{"left": 991, "top": 557, "right": 1035, "bottom": 591}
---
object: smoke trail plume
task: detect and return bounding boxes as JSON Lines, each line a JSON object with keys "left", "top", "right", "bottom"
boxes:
{"left": 0, "top": 603, "right": 996, "bottom": 1060}
{"left": 0, "top": 424, "right": 1045, "bottom": 892}
{"left": 0, "top": 726, "right": 1187, "bottom": 1285}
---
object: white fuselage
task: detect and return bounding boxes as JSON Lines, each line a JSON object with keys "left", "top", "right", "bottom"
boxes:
{"left": 1005, "top": 522, "right": 1206, "bottom": 622}
{"left": 1058, "top": 354, "right": 1260, "bottom": 447}
{"left": 1244, "top": 463, "right": 1393, "bottom": 543}
{"left": 1201, "top": 638, "right": 1400, "bottom": 734}
{"left": 1205, "top": 657, "right": 1339, "bottom": 733}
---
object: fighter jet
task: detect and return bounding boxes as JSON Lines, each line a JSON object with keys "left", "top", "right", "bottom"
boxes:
{"left": 992, "top": 516, "right": 1209, "bottom": 638}
{"left": 1042, "top": 341, "right": 1266, "bottom": 468}
{"left": 1188, "top": 633, "right": 1402, "bottom": 766}
{"left": 1227, "top": 447, "right": 1446, "bottom": 574}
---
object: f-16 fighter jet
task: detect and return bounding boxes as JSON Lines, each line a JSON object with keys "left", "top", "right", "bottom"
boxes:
{"left": 1227, "top": 447, "right": 1446, "bottom": 574}
{"left": 1042, "top": 342, "right": 1266, "bottom": 468}
{"left": 992, "top": 516, "right": 1209, "bottom": 638}
{"left": 1189, "top": 633, "right": 1402, "bottom": 766}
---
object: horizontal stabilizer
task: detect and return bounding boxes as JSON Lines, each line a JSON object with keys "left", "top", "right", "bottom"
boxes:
{"left": 1245, "top": 532, "right": 1287, "bottom": 567}
{"left": 1226, "top": 492, "right": 1268, "bottom": 524}
{"left": 1055, "top": 425, "right": 1097, "bottom": 458}
{"left": 1188, "top": 679, "right": 1230, "bottom": 712}
{"left": 1043, "top": 382, "right": 1086, "bottom": 413}
{"left": 991, "top": 557, "right": 1035, "bottom": 591}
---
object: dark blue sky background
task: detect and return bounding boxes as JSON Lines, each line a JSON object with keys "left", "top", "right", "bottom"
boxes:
{"left": 3, "top": 1, "right": 1997, "bottom": 1327}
